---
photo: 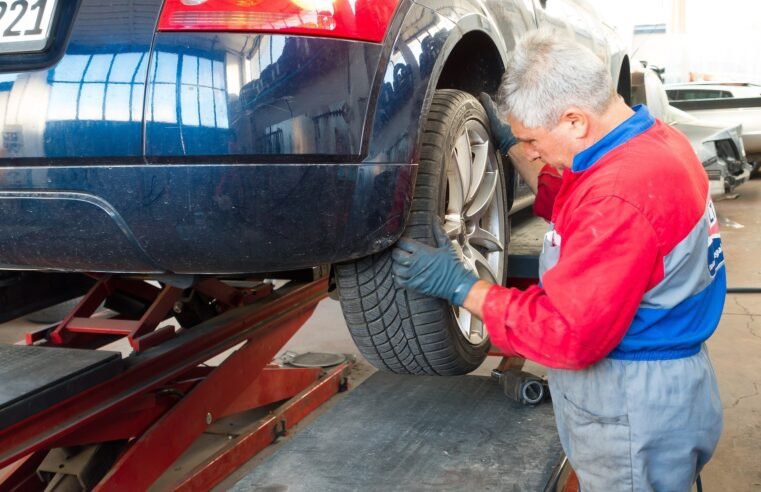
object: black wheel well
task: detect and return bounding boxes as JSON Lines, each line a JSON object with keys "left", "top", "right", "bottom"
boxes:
{"left": 437, "top": 36, "right": 632, "bottom": 106}
{"left": 436, "top": 31, "right": 504, "bottom": 96}
{"left": 617, "top": 55, "right": 632, "bottom": 106}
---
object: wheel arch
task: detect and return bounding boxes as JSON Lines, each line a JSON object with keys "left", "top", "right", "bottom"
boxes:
{"left": 416, "top": 23, "right": 509, "bottom": 157}
{"left": 361, "top": 6, "right": 513, "bottom": 238}
{"left": 435, "top": 29, "right": 506, "bottom": 97}
{"left": 363, "top": 4, "right": 511, "bottom": 162}
{"left": 421, "top": 13, "right": 510, "bottom": 124}
{"left": 406, "top": 26, "right": 510, "bottom": 233}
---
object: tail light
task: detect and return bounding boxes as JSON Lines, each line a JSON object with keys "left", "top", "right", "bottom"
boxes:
{"left": 158, "top": 0, "right": 401, "bottom": 43}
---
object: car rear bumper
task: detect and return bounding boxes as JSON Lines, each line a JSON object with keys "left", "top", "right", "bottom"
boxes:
{"left": 0, "top": 162, "right": 415, "bottom": 274}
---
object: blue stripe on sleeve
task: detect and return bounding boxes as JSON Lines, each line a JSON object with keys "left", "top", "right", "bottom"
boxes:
{"left": 608, "top": 267, "right": 726, "bottom": 361}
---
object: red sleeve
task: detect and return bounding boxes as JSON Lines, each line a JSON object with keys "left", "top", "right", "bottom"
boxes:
{"left": 532, "top": 164, "right": 562, "bottom": 221}
{"left": 483, "top": 196, "right": 662, "bottom": 369}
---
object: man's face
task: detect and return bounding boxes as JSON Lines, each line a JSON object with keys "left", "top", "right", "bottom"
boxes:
{"left": 508, "top": 113, "right": 585, "bottom": 170}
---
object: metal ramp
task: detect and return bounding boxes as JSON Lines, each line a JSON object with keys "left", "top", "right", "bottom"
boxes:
{"left": 0, "top": 345, "right": 122, "bottom": 431}
{"left": 233, "top": 371, "right": 565, "bottom": 492}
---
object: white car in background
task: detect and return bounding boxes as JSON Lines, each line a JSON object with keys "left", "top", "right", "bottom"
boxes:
{"left": 633, "top": 70, "right": 752, "bottom": 195}
{"left": 665, "top": 82, "right": 761, "bottom": 172}
{"left": 665, "top": 82, "right": 761, "bottom": 100}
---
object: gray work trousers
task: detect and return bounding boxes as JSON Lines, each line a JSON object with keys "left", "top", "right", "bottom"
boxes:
{"left": 547, "top": 346, "right": 723, "bottom": 492}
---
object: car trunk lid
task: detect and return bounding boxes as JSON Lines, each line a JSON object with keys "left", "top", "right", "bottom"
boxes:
{"left": 0, "top": 0, "right": 164, "bottom": 160}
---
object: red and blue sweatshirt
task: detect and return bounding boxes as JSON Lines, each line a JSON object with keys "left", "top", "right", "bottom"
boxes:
{"left": 483, "top": 105, "right": 726, "bottom": 369}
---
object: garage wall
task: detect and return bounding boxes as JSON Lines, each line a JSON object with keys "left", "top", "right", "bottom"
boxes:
{"left": 587, "top": 0, "right": 761, "bottom": 84}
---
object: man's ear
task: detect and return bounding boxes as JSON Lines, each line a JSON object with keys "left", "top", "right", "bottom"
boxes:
{"left": 560, "top": 107, "right": 589, "bottom": 139}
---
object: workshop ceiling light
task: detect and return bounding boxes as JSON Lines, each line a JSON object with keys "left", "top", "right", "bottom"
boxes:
{"left": 158, "top": 0, "right": 400, "bottom": 43}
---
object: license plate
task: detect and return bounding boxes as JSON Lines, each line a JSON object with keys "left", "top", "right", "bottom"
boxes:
{"left": 0, "top": 0, "right": 57, "bottom": 55}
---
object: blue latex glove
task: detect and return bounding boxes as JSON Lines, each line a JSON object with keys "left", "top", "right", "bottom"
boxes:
{"left": 392, "top": 221, "right": 479, "bottom": 306}
{"left": 479, "top": 92, "right": 518, "bottom": 155}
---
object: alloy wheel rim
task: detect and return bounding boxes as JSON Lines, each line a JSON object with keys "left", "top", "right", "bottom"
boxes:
{"left": 444, "top": 118, "right": 506, "bottom": 345}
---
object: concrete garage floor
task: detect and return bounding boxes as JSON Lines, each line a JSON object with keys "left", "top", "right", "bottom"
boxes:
{"left": 703, "top": 179, "right": 761, "bottom": 491}
{"left": 1, "top": 180, "right": 760, "bottom": 490}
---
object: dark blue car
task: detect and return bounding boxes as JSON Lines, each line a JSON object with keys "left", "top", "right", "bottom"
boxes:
{"left": 0, "top": 0, "right": 630, "bottom": 374}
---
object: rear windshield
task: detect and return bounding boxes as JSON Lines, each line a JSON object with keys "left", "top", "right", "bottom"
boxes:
{"left": 666, "top": 89, "right": 734, "bottom": 101}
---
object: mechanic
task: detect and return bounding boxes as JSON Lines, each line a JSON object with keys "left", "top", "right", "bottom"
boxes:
{"left": 391, "top": 31, "right": 724, "bottom": 491}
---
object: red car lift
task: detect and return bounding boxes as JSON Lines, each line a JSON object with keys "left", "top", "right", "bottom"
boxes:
{"left": 0, "top": 274, "right": 351, "bottom": 491}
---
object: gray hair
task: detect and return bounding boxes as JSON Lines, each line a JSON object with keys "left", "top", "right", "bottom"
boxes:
{"left": 497, "top": 30, "right": 615, "bottom": 129}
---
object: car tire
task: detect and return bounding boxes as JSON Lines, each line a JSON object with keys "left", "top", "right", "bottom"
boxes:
{"left": 335, "top": 89, "right": 509, "bottom": 375}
